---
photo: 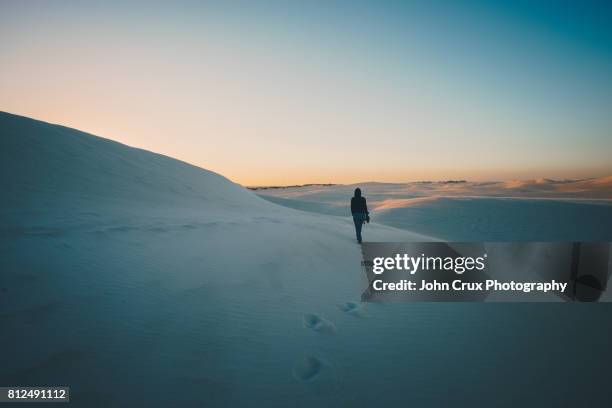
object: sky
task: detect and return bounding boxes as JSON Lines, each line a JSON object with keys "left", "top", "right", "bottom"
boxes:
{"left": 1, "top": 1, "right": 611, "bottom": 185}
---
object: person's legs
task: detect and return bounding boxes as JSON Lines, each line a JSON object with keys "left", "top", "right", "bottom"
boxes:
{"left": 353, "top": 213, "right": 364, "bottom": 243}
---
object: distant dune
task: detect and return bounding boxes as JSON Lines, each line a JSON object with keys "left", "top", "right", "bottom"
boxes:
{"left": 257, "top": 176, "right": 612, "bottom": 241}
{"left": 257, "top": 177, "right": 612, "bottom": 203}
{"left": 502, "top": 177, "right": 612, "bottom": 196}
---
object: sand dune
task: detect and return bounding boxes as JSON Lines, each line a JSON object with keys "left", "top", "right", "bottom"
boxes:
{"left": 1, "top": 111, "right": 611, "bottom": 407}
{"left": 257, "top": 177, "right": 612, "bottom": 241}
{"left": 0, "top": 111, "right": 433, "bottom": 407}
{"left": 259, "top": 177, "right": 612, "bottom": 204}
{"left": 501, "top": 177, "right": 612, "bottom": 195}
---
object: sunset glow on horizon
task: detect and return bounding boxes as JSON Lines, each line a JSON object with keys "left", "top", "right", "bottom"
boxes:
{"left": 2, "top": 1, "right": 611, "bottom": 186}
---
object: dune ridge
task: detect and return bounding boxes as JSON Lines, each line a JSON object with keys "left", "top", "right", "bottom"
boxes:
{"left": 0, "top": 111, "right": 435, "bottom": 407}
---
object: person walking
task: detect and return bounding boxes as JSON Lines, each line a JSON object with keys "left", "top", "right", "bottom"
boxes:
{"left": 351, "top": 188, "right": 370, "bottom": 244}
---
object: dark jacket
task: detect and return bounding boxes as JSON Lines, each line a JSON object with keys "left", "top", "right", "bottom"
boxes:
{"left": 351, "top": 196, "right": 369, "bottom": 215}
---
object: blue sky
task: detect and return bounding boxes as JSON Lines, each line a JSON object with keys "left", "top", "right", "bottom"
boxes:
{"left": 1, "top": 1, "right": 611, "bottom": 184}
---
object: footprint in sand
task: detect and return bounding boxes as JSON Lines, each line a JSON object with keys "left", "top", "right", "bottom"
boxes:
{"left": 303, "top": 313, "right": 336, "bottom": 335}
{"left": 293, "top": 356, "right": 322, "bottom": 381}
{"left": 338, "top": 301, "right": 364, "bottom": 317}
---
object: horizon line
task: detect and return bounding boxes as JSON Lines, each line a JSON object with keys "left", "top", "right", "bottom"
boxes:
{"left": 2, "top": 110, "right": 610, "bottom": 187}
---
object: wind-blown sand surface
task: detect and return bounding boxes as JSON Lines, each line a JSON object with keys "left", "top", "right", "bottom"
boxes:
{"left": 1, "top": 111, "right": 612, "bottom": 407}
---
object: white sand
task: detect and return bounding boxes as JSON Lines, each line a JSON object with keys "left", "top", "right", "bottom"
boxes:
{"left": 2, "top": 111, "right": 611, "bottom": 407}
{"left": 256, "top": 179, "right": 612, "bottom": 241}
{"left": 1, "top": 112, "right": 433, "bottom": 406}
